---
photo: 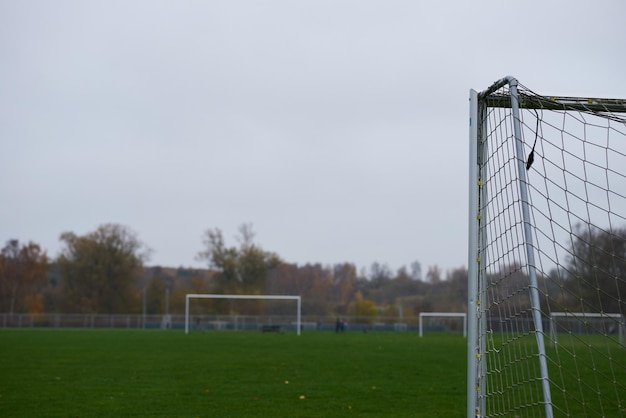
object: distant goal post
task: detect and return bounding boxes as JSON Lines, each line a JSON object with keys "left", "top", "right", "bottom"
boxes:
{"left": 418, "top": 312, "right": 467, "bottom": 337}
{"left": 549, "top": 312, "right": 625, "bottom": 347}
{"left": 184, "top": 294, "right": 302, "bottom": 335}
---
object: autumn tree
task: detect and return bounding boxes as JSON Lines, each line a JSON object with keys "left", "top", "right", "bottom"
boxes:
{"left": 332, "top": 262, "right": 358, "bottom": 312}
{"left": 197, "top": 223, "right": 281, "bottom": 296}
{"left": 57, "top": 224, "right": 149, "bottom": 314}
{"left": 140, "top": 266, "right": 171, "bottom": 315}
{"left": 145, "top": 275, "right": 166, "bottom": 314}
{"left": 266, "top": 263, "right": 332, "bottom": 315}
{"left": 426, "top": 265, "right": 442, "bottom": 284}
{"left": 396, "top": 266, "right": 411, "bottom": 282}
{"left": 369, "top": 262, "right": 392, "bottom": 287}
{"left": 0, "top": 240, "right": 49, "bottom": 314}
{"left": 161, "top": 268, "right": 215, "bottom": 315}
{"left": 348, "top": 290, "right": 377, "bottom": 323}
{"left": 442, "top": 267, "right": 468, "bottom": 311}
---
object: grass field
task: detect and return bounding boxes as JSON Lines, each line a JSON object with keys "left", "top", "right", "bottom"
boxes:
{"left": 0, "top": 329, "right": 467, "bottom": 417}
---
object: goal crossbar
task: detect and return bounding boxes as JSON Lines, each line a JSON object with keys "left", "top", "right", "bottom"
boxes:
{"left": 477, "top": 76, "right": 626, "bottom": 113}
{"left": 184, "top": 294, "right": 301, "bottom": 335}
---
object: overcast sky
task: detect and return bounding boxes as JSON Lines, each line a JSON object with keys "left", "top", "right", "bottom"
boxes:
{"left": 1, "top": 1, "right": 625, "bottom": 275}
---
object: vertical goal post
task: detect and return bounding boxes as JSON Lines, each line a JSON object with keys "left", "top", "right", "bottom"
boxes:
{"left": 418, "top": 312, "right": 467, "bottom": 337}
{"left": 184, "top": 294, "right": 302, "bottom": 336}
{"left": 468, "top": 76, "right": 626, "bottom": 418}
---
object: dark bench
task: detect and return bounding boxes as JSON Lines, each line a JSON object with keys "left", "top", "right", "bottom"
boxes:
{"left": 261, "top": 325, "right": 281, "bottom": 333}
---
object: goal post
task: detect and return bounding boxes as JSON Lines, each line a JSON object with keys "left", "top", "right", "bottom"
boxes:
{"left": 468, "top": 76, "right": 626, "bottom": 418}
{"left": 184, "top": 294, "right": 302, "bottom": 335}
{"left": 418, "top": 312, "right": 467, "bottom": 337}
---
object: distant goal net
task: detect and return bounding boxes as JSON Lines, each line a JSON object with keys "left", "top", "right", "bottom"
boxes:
{"left": 468, "top": 76, "right": 626, "bottom": 418}
{"left": 549, "top": 312, "right": 625, "bottom": 347}
{"left": 418, "top": 312, "right": 467, "bottom": 337}
{"left": 184, "top": 294, "right": 301, "bottom": 335}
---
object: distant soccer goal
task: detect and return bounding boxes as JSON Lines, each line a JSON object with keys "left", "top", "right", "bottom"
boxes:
{"left": 184, "top": 294, "right": 301, "bottom": 335}
{"left": 549, "top": 312, "right": 625, "bottom": 347}
{"left": 468, "top": 76, "right": 626, "bottom": 418}
{"left": 418, "top": 312, "right": 467, "bottom": 337}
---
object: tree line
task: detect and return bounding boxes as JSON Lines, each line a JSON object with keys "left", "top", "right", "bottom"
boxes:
{"left": 1, "top": 222, "right": 624, "bottom": 321}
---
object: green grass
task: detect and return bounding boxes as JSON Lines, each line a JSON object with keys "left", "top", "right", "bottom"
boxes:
{"left": 0, "top": 330, "right": 466, "bottom": 417}
{"left": 482, "top": 334, "right": 626, "bottom": 417}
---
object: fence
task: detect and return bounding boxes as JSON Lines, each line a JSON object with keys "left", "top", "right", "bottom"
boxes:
{"left": 0, "top": 313, "right": 433, "bottom": 332}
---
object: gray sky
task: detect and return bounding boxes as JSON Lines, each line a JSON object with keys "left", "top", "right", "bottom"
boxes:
{"left": 2, "top": 1, "right": 625, "bottom": 275}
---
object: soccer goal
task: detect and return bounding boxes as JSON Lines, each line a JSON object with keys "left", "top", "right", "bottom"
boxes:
{"left": 468, "top": 76, "right": 626, "bottom": 418}
{"left": 418, "top": 312, "right": 467, "bottom": 337}
{"left": 184, "top": 294, "right": 301, "bottom": 335}
{"left": 549, "top": 312, "right": 625, "bottom": 347}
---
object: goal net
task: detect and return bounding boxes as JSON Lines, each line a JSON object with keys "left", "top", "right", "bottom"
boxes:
{"left": 184, "top": 294, "right": 301, "bottom": 335}
{"left": 468, "top": 76, "right": 626, "bottom": 418}
{"left": 418, "top": 312, "right": 467, "bottom": 337}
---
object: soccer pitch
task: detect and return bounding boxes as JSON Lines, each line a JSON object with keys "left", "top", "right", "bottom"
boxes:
{"left": 0, "top": 330, "right": 466, "bottom": 417}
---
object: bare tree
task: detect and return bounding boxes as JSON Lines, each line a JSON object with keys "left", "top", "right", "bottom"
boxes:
{"left": 197, "top": 224, "right": 281, "bottom": 296}
{"left": 565, "top": 224, "right": 626, "bottom": 313}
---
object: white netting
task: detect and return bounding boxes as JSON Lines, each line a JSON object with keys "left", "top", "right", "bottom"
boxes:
{"left": 471, "top": 80, "right": 626, "bottom": 418}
